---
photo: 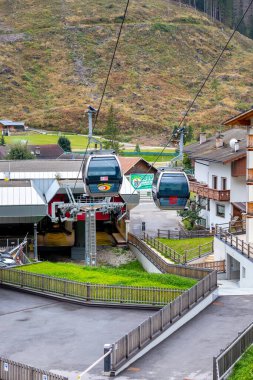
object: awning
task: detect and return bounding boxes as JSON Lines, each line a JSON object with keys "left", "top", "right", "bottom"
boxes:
{"left": 231, "top": 202, "right": 246, "bottom": 213}
{"left": 0, "top": 185, "right": 47, "bottom": 224}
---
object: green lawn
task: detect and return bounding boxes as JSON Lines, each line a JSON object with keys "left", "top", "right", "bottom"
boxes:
{"left": 15, "top": 261, "right": 197, "bottom": 289}
{"left": 5, "top": 134, "right": 94, "bottom": 150}
{"left": 158, "top": 237, "right": 214, "bottom": 260}
{"left": 229, "top": 345, "right": 253, "bottom": 380}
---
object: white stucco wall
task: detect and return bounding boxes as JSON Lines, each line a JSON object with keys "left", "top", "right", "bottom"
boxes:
{"left": 209, "top": 200, "right": 231, "bottom": 226}
{"left": 208, "top": 162, "right": 231, "bottom": 189}
{"left": 214, "top": 237, "right": 253, "bottom": 287}
{"left": 194, "top": 160, "right": 209, "bottom": 183}
{"left": 230, "top": 176, "right": 247, "bottom": 203}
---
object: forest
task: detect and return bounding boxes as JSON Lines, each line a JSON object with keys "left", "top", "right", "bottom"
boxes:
{"left": 177, "top": 0, "right": 253, "bottom": 38}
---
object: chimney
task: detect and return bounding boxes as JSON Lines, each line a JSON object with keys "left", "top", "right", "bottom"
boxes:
{"left": 35, "top": 146, "right": 40, "bottom": 155}
{"left": 215, "top": 133, "right": 224, "bottom": 148}
{"left": 199, "top": 133, "right": 207, "bottom": 144}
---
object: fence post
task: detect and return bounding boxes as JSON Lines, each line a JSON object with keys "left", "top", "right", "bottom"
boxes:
{"left": 199, "top": 245, "right": 201, "bottom": 257}
{"left": 149, "top": 316, "right": 153, "bottom": 339}
{"left": 104, "top": 344, "right": 112, "bottom": 374}
{"left": 213, "top": 357, "right": 218, "bottom": 380}
{"left": 87, "top": 283, "right": 91, "bottom": 301}
{"left": 158, "top": 229, "right": 160, "bottom": 238}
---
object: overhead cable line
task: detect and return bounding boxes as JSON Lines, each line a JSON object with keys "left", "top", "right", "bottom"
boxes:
{"left": 125, "top": 0, "right": 253, "bottom": 198}
{"left": 73, "top": 0, "right": 130, "bottom": 190}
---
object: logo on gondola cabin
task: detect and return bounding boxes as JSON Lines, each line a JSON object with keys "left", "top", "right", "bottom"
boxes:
{"left": 97, "top": 183, "right": 112, "bottom": 192}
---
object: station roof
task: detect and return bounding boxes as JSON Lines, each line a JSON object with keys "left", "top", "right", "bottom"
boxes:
{"left": 184, "top": 128, "right": 247, "bottom": 163}
{"left": 0, "top": 120, "right": 25, "bottom": 127}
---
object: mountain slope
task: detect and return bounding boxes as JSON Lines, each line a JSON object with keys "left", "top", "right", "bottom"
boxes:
{"left": 0, "top": 0, "right": 253, "bottom": 143}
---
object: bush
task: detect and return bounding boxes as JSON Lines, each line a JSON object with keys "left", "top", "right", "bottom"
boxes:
{"left": 58, "top": 136, "right": 71, "bottom": 152}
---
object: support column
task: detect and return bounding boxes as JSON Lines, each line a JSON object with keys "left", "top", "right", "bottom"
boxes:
{"left": 246, "top": 126, "right": 253, "bottom": 244}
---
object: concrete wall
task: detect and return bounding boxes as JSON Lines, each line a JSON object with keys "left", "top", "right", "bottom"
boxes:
{"left": 129, "top": 245, "right": 162, "bottom": 273}
{"left": 214, "top": 237, "right": 253, "bottom": 287}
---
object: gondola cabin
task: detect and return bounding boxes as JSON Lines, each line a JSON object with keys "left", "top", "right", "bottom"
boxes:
{"left": 82, "top": 153, "right": 123, "bottom": 197}
{"left": 152, "top": 170, "right": 190, "bottom": 210}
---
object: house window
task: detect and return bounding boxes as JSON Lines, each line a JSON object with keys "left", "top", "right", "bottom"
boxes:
{"left": 199, "top": 196, "right": 207, "bottom": 209}
{"left": 216, "top": 204, "right": 225, "bottom": 218}
{"left": 221, "top": 177, "right": 227, "bottom": 190}
{"left": 212, "top": 175, "right": 218, "bottom": 189}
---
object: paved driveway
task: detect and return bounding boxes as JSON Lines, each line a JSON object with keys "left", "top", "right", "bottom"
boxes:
{"left": 2, "top": 288, "right": 253, "bottom": 380}
{"left": 130, "top": 201, "right": 181, "bottom": 237}
{"left": 0, "top": 288, "right": 153, "bottom": 380}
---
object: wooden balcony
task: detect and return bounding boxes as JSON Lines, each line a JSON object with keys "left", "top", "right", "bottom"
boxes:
{"left": 190, "top": 181, "right": 230, "bottom": 201}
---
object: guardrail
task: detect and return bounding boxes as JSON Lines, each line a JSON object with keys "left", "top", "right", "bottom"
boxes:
{"left": 143, "top": 233, "right": 213, "bottom": 264}
{"left": 157, "top": 229, "right": 213, "bottom": 239}
{"left": 0, "top": 357, "right": 67, "bottom": 380}
{"left": 215, "top": 227, "right": 253, "bottom": 260}
{"left": 108, "top": 234, "right": 217, "bottom": 374}
{"left": 0, "top": 268, "right": 184, "bottom": 307}
{"left": 213, "top": 322, "right": 253, "bottom": 380}
{"left": 129, "top": 233, "right": 212, "bottom": 280}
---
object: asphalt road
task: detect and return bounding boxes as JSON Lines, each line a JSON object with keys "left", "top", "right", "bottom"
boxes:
{"left": 1, "top": 288, "right": 253, "bottom": 380}
{"left": 0, "top": 288, "right": 153, "bottom": 380}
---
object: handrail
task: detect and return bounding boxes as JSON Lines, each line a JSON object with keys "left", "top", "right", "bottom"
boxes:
{"left": 215, "top": 226, "right": 253, "bottom": 260}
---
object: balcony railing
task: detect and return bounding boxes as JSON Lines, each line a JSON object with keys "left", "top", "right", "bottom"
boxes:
{"left": 190, "top": 181, "right": 230, "bottom": 201}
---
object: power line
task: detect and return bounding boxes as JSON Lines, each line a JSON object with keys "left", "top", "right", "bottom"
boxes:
{"left": 125, "top": 0, "right": 253, "bottom": 201}
{"left": 73, "top": 0, "right": 130, "bottom": 189}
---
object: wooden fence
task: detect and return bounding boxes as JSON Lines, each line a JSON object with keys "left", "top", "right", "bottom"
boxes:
{"left": 109, "top": 242, "right": 217, "bottom": 373}
{"left": 129, "top": 233, "right": 212, "bottom": 280}
{"left": 0, "top": 357, "right": 67, "bottom": 380}
{"left": 216, "top": 227, "right": 253, "bottom": 260}
{"left": 0, "top": 268, "right": 184, "bottom": 307}
{"left": 190, "top": 260, "right": 225, "bottom": 273}
{"left": 157, "top": 229, "right": 213, "bottom": 239}
{"left": 213, "top": 322, "right": 253, "bottom": 380}
{"left": 143, "top": 233, "right": 213, "bottom": 264}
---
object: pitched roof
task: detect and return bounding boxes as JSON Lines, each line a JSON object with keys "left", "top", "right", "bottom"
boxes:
{"left": 0, "top": 120, "right": 24, "bottom": 127}
{"left": 28, "top": 144, "right": 64, "bottom": 159}
{"left": 118, "top": 157, "right": 142, "bottom": 174}
{"left": 184, "top": 128, "right": 247, "bottom": 163}
{"left": 223, "top": 108, "right": 253, "bottom": 126}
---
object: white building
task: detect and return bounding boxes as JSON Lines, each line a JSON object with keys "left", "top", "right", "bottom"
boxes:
{"left": 185, "top": 129, "right": 247, "bottom": 229}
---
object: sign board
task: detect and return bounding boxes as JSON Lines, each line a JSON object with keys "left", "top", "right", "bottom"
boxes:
{"left": 130, "top": 174, "right": 154, "bottom": 190}
{"left": 4, "top": 363, "right": 8, "bottom": 372}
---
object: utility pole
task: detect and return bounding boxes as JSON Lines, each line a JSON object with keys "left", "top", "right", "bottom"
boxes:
{"left": 87, "top": 106, "right": 102, "bottom": 150}
{"left": 34, "top": 223, "right": 38, "bottom": 261}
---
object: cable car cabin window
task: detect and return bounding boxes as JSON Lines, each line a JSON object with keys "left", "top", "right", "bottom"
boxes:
{"left": 87, "top": 157, "right": 121, "bottom": 180}
{"left": 158, "top": 173, "right": 189, "bottom": 198}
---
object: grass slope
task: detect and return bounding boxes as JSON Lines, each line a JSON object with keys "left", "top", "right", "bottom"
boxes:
{"left": 0, "top": 1, "right": 253, "bottom": 142}
{"left": 158, "top": 237, "right": 213, "bottom": 259}
{"left": 16, "top": 261, "right": 197, "bottom": 289}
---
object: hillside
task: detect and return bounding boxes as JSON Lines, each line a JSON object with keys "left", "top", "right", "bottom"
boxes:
{"left": 0, "top": 0, "right": 253, "bottom": 143}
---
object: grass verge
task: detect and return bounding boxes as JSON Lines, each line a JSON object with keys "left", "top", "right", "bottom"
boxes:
{"left": 15, "top": 261, "right": 197, "bottom": 289}
{"left": 229, "top": 345, "right": 253, "bottom": 380}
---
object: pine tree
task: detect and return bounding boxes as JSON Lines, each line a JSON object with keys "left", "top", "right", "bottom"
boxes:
{"left": 0, "top": 135, "right": 5, "bottom": 146}
{"left": 58, "top": 136, "right": 72, "bottom": 152}
{"left": 103, "top": 105, "right": 122, "bottom": 154}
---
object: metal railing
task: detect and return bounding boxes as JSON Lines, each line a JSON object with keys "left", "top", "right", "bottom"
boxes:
{"left": 0, "top": 357, "right": 67, "bottom": 380}
{"left": 216, "top": 221, "right": 246, "bottom": 235}
{"left": 0, "top": 268, "right": 184, "bottom": 307}
{"left": 143, "top": 233, "right": 213, "bottom": 264}
{"left": 215, "top": 227, "right": 253, "bottom": 260}
{"left": 157, "top": 228, "right": 213, "bottom": 239}
{"left": 213, "top": 322, "right": 253, "bottom": 380}
{"left": 129, "top": 233, "right": 212, "bottom": 280}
